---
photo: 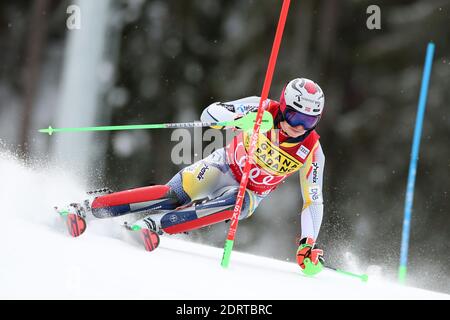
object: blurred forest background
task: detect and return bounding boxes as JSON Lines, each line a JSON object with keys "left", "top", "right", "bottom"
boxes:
{"left": 0, "top": 0, "right": 449, "bottom": 294}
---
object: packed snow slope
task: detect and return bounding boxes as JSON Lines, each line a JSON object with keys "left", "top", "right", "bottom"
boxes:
{"left": 0, "top": 152, "right": 448, "bottom": 300}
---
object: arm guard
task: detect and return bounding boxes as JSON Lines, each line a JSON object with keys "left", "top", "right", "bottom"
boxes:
{"left": 200, "top": 96, "right": 261, "bottom": 128}
{"left": 298, "top": 142, "right": 325, "bottom": 240}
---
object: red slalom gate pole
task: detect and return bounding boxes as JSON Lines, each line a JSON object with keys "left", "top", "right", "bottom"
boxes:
{"left": 221, "top": 0, "right": 291, "bottom": 267}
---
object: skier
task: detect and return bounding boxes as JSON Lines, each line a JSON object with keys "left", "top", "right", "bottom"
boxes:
{"left": 59, "top": 77, "right": 326, "bottom": 275}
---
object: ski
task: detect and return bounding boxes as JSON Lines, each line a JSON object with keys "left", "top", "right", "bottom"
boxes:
{"left": 140, "top": 228, "right": 160, "bottom": 252}
{"left": 65, "top": 213, "right": 86, "bottom": 237}
{"left": 57, "top": 207, "right": 87, "bottom": 237}
{"left": 123, "top": 222, "right": 160, "bottom": 252}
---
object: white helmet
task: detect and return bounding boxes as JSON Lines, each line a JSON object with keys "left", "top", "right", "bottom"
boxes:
{"left": 280, "top": 78, "right": 325, "bottom": 129}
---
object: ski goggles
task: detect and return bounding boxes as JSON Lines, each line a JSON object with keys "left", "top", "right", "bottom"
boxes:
{"left": 283, "top": 107, "right": 320, "bottom": 130}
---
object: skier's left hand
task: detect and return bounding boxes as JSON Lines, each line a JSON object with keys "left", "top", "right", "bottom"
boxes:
{"left": 230, "top": 114, "right": 245, "bottom": 131}
{"left": 296, "top": 237, "right": 324, "bottom": 276}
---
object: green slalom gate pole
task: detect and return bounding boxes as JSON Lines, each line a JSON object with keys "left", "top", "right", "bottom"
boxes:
{"left": 38, "top": 110, "right": 274, "bottom": 136}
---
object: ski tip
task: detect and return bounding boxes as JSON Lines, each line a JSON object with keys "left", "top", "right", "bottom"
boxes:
{"left": 66, "top": 213, "right": 87, "bottom": 237}
{"left": 140, "top": 228, "right": 160, "bottom": 252}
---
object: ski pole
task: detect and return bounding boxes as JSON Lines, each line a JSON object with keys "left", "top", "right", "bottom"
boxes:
{"left": 325, "top": 265, "right": 369, "bottom": 282}
{"left": 38, "top": 110, "right": 273, "bottom": 136}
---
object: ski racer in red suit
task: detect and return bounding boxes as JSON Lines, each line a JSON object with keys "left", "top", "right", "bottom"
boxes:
{"left": 60, "top": 78, "right": 326, "bottom": 275}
